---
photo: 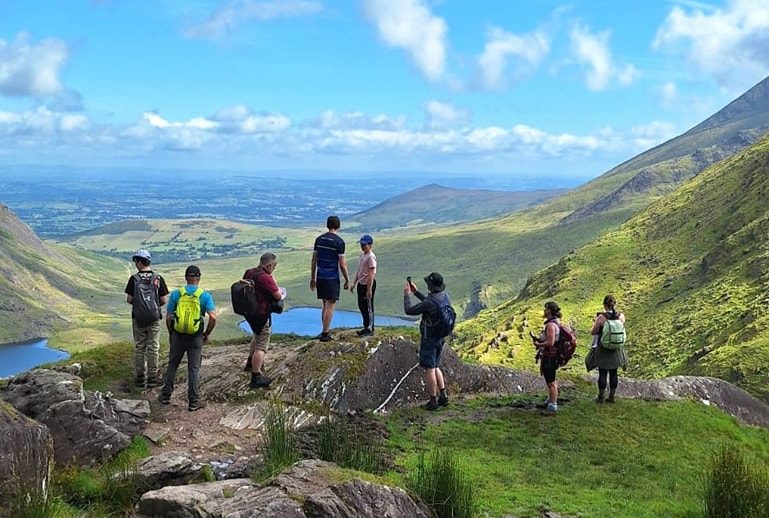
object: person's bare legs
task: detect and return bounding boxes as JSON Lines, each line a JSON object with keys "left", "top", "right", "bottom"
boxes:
{"left": 425, "top": 368, "right": 438, "bottom": 397}
{"left": 548, "top": 381, "right": 558, "bottom": 405}
{"left": 435, "top": 368, "right": 445, "bottom": 392}
{"left": 251, "top": 350, "right": 266, "bottom": 374}
{"left": 321, "top": 299, "right": 335, "bottom": 334}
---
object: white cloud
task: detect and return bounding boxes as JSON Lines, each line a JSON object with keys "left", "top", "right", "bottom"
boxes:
{"left": 59, "top": 114, "right": 89, "bottom": 132}
{"left": 0, "top": 107, "right": 92, "bottom": 137}
{"left": 363, "top": 0, "right": 448, "bottom": 82}
{"left": 570, "top": 24, "right": 638, "bottom": 91}
{"left": 653, "top": 0, "right": 769, "bottom": 87}
{"left": 478, "top": 27, "right": 550, "bottom": 90}
{"left": 314, "top": 110, "right": 406, "bottom": 131}
{"left": 213, "top": 105, "right": 291, "bottom": 133}
{"left": 661, "top": 81, "right": 678, "bottom": 104}
{"left": 0, "top": 33, "right": 70, "bottom": 98}
{"left": 424, "top": 100, "right": 468, "bottom": 130}
{"left": 631, "top": 120, "right": 678, "bottom": 148}
{"left": 185, "top": 0, "right": 323, "bottom": 40}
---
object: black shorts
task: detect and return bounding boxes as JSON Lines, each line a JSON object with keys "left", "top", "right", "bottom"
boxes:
{"left": 419, "top": 337, "right": 444, "bottom": 369}
{"left": 316, "top": 278, "right": 340, "bottom": 301}
{"left": 540, "top": 356, "right": 558, "bottom": 384}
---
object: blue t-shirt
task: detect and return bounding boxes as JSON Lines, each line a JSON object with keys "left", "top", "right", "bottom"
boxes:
{"left": 313, "top": 232, "right": 345, "bottom": 280}
{"left": 167, "top": 285, "right": 216, "bottom": 315}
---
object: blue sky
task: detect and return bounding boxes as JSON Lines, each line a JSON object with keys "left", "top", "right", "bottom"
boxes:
{"left": 1, "top": 0, "right": 768, "bottom": 181}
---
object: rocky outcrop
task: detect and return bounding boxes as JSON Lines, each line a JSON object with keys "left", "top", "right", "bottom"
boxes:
{"left": 610, "top": 375, "right": 769, "bottom": 428}
{"left": 135, "top": 452, "right": 205, "bottom": 491}
{"left": 0, "top": 402, "right": 54, "bottom": 516}
{"left": 0, "top": 369, "right": 150, "bottom": 465}
{"left": 135, "top": 460, "right": 430, "bottom": 518}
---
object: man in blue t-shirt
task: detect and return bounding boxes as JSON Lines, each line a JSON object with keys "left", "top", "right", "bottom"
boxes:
{"left": 158, "top": 265, "right": 216, "bottom": 411}
{"left": 310, "top": 215, "right": 350, "bottom": 342}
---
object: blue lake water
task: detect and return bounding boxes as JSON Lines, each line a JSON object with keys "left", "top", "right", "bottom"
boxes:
{"left": 238, "top": 307, "right": 417, "bottom": 336}
{"left": 0, "top": 339, "right": 70, "bottom": 378}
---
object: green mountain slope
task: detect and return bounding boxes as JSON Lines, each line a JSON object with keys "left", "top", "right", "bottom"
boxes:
{"left": 374, "top": 76, "right": 769, "bottom": 313}
{"left": 0, "top": 203, "right": 126, "bottom": 346}
{"left": 456, "top": 134, "right": 769, "bottom": 400}
{"left": 351, "top": 183, "right": 566, "bottom": 230}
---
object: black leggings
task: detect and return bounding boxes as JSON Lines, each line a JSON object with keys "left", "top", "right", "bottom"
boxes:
{"left": 598, "top": 368, "right": 618, "bottom": 391}
{"left": 356, "top": 280, "right": 376, "bottom": 329}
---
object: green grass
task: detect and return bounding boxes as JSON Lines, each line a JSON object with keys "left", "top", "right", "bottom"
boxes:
{"left": 387, "top": 392, "right": 769, "bottom": 517}
{"left": 704, "top": 445, "right": 769, "bottom": 517}
{"left": 252, "top": 399, "right": 301, "bottom": 482}
{"left": 406, "top": 448, "right": 477, "bottom": 518}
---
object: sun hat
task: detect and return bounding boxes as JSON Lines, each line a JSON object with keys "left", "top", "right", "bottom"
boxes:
{"left": 424, "top": 272, "right": 445, "bottom": 291}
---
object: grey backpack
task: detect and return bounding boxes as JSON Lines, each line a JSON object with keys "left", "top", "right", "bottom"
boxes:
{"left": 133, "top": 273, "right": 162, "bottom": 326}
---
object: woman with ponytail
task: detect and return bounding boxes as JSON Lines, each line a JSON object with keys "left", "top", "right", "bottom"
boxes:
{"left": 590, "top": 294, "right": 628, "bottom": 403}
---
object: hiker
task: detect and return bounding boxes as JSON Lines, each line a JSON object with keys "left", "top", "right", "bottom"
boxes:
{"left": 309, "top": 215, "right": 350, "bottom": 342}
{"left": 590, "top": 294, "right": 627, "bottom": 403}
{"left": 124, "top": 249, "right": 169, "bottom": 388}
{"left": 533, "top": 301, "right": 562, "bottom": 415}
{"left": 350, "top": 234, "right": 377, "bottom": 336}
{"left": 242, "top": 252, "right": 283, "bottom": 389}
{"left": 404, "top": 272, "right": 453, "bottom": 411}
{"left": 158, "top": 265, "right": 216, "bottom": 411}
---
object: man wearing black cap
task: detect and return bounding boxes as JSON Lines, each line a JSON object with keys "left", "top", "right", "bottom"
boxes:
{"left": 159, "top": 265, "right": 216, "bottom": 411}
{"left": 124, "top": 249, "right": 169, "bottom": 388}
{"left": 404, "top": 272, "right": 451, "bottom": 411}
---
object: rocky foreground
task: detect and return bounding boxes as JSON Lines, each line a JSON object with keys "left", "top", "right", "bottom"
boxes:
{"left": 2, "top": 333, "right": 769, "bottom": 516}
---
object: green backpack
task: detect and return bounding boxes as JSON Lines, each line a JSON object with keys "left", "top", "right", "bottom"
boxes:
{"left": 600, "top": 313, "right": 626, "bottom": 351}
{"left": 174, "top": 287, "right": 204, "bottom": 334}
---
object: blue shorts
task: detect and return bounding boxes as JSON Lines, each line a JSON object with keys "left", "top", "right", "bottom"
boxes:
{"left": 419, "top": 337, "right": 444, "bottom": 369}
{"left": 316, "top": 278, "right": 340, "bottom": 301}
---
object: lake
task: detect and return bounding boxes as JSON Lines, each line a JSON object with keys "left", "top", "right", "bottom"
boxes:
{"left": 238, "top": 307, "right": 417, "bottom": 336}
{"left": 0, "top": 339, "right": 70, "bottom": 378}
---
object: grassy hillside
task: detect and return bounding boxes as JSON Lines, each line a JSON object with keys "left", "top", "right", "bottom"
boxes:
{"left": 0, "top": 204, "right": 129, "bottom": 347}
{"left": 351, "top": 183, "right": 566, "bottom": 230}
{"left": 456, "top": 134, "right": 769, "bottom": 400}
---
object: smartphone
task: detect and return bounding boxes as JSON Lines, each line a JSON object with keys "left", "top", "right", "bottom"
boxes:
{"left": 406, "top": 276, "right": 412, "bottom": 283}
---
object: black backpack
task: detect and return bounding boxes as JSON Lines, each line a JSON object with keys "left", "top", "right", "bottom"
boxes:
{"left": 427, "top": 296, "right": 456, "bottom": 338}
{"left": 132, "top": 272, "right": 162, "bottom": 326}
{"left": 231, "top": 279, "right": 259, "bottom": 317}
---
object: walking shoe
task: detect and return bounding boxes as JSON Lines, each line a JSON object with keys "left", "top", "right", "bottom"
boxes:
{"left": 243, "top": 355, "right": 253, "bottom": 372}
{"left": 438, "top": 394, "right": 449, "bottom": 407}
{"left": 535, "top": 399, "right": 550, "bottom": 410}
{"left": 422, "top": 399, "right": 440, "bottom": 411}
{"left": 135, "top": 376, "right": 145, "bottom": 387}
{"left": 606, "top": 395, "right": 616, "bottom": 403}
{"left": 249, "top": 373, "right": 273, "bottom": 389}
{"left": 319, "top": 333, "right": 332, "bottom": 342}
{"left": 541, "top": 402, "right": 557, "bottom": 416}
{"left": 188, "top": 401, "right": 207, "bottom": 411}
{"left": 146, "top": 378, "right": 162, "bottom": 389}
{"left": 157, "top": 393, "right": 170, "bottom": 405}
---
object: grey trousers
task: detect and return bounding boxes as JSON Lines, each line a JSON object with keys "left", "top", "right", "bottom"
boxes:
{"left": 132, "top": 319, "right": 161, "bottom": 380}
{"left": 161, "top": 332, "right": 203, "bottom": 404}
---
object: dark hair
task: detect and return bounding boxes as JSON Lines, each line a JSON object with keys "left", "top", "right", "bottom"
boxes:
{"left": 603, "top": 294, "right": 617, "bottom": 310}
{"left": 134, "top": 257, "right": 150, "bottom": 267}
{"left": 544, "top": 301, "right": 562, "bottom": 319}
{"left": 326, "top": 215, "right": 340, "bottom": 230}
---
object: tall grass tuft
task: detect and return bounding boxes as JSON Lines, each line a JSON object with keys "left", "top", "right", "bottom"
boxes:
{"left": 704, "top": 445, "right": 769, "bottom": 518}
{"left": 315, "top": 417, "right": 387, "bottom": 474}
{"left": 253, "top": 399, "right": 301, "bottom": 482}
{"left": 407, "top": 448, "right": 477, "bottom": 518}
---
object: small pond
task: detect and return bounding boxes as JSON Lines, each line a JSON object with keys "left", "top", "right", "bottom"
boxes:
{"left": 238, "top": 307, "right": 416, "bottom": 336}
{"left": 0, "top": 338, "right": 70, "bottom": 378}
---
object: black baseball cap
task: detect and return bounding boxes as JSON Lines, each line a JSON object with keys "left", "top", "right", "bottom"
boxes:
{"left": 185, "top": 265, "right": 201, "bottom": 278}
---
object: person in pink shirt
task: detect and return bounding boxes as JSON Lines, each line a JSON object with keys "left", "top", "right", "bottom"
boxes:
{"left": 350, "top": 234, "right": 377, "bottom": 336}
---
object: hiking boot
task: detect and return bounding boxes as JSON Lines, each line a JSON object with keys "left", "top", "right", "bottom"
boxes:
{"left": 356, "top": 328, "right": 373, "bottom": 337}
{"left": 188, "top": 400, "right": 207, "bottom": 412}
{"left": 146, "top": 377, "right": 162, "bottom": 389}
{"left": 595, "top": 391, "right": 605, "bottom": 404}
{"left": 157, "top": 393, "right": 170, "bottom": 405}
{"left": 541, "top": 402, "right": 557, "bottom": 416}
{"left": 535, "top": 399, "right": 550, "bottom": 410}
{"left": 135, "top": 376, "right": 145, "bottom": 387}
{"left": 243, "top": 355, "right": 253, "bottom": 372}
{"left": 249, "top": 373, "right": 273, "bottom": 389}
{"left": 422, "top": 399, "right": 440, "bottom": 411}
{"left": 606, "top": 395, "right": 616, "bottom": 403}
{"left": 438, "top": 394, "right": 449, "bottom": 407}
{"left": 319, "top": 333, "right": 332, "bottom": 342}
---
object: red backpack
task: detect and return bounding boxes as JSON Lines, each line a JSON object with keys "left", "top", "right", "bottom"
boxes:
{"left": 555, "top": 323, "right": 577, "bottom": 367}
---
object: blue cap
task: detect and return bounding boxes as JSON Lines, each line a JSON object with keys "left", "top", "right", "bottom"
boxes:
{"left": 358, "top": 234, "right": 373, "bottom": 245}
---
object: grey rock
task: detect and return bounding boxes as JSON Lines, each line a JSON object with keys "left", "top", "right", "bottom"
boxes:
{"left": 220, "top": 401, "right": 323, "bottom": 431}
{"left": 304, "top": 478, "right": 431, "bottom": 518}
{"left": 135, "top": 478, "right": 256, "bottom": 518}
{"left": 0, "top": 369, "right": 150, "bottom": 465}
{"left": 136, "top": 452, "right": 205, "bottom": 490}
{"left": 0, "top": 403, "right": 54, "bottom": 517}
{"left": 213, "top": 486, "right": 306, "bottom": 518}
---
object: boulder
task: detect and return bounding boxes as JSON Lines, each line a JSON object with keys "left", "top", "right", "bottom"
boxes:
{"left": 219, "top": 400, "right": 323, "bottom": 431}
{"left": 135, "top": 459, "right": 431, "bottom": 518}
{"left": 0, "top": 369, "right": 150, "bottom": 465}
{"left": 610, "top": 375, "right": 769, "bottom": 428}
{"left": 0, "top": 402, "right": 54, "bottom": 516}
{"left": 135, "top": 452, "right": 205, "bottom": 490}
